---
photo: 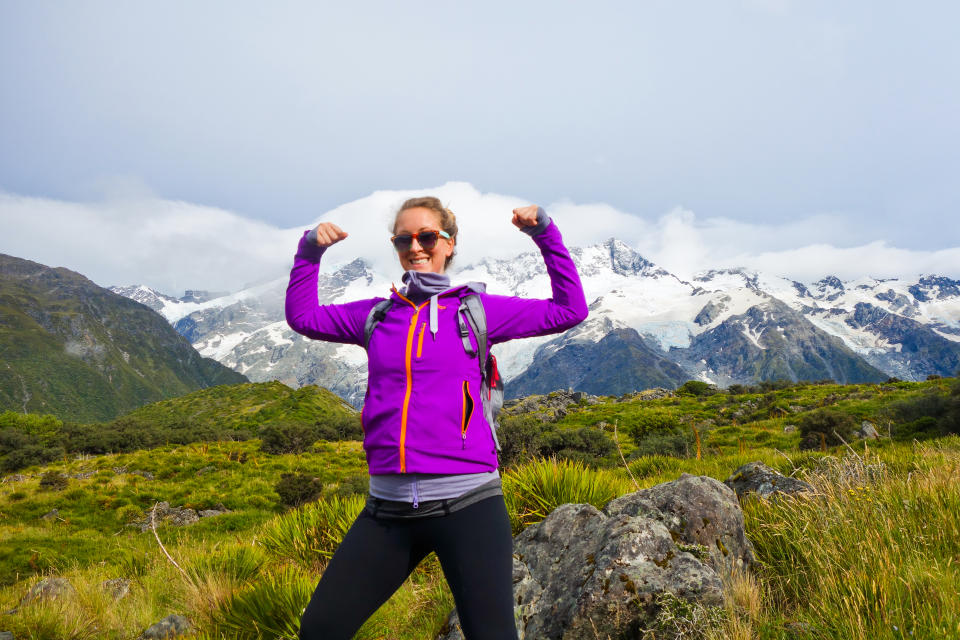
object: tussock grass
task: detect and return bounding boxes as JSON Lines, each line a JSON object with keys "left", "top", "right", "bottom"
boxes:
{"left": 743, "top": 438, "right": 960, "bottom": 639}
{"left": 258, "top": 494, "right": 366, "bottom": 570}
{"left": 502, "top": 457, "right": 631, "bottom": 532}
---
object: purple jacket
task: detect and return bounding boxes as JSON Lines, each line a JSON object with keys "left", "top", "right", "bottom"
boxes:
{"left": 285, "top": 220, "right": 588, "bottom": 475}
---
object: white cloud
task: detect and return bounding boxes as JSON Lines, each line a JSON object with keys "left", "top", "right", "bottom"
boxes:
{"left": 2, "top": 183, "right": 957, "bottom": 298}
{"left": 0, "top": 191, "right": 292, "bottom": 295}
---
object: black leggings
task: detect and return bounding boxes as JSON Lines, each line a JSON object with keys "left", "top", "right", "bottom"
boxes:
{"left": 298, "top": 495, "right": 519, "bottom": 640}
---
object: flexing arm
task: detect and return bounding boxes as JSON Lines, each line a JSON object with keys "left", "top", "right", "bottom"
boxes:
{"left": 285, "top": 224, "right": 377, "bottom": 345}
{"left": 482, "top": 207, "right": 589, "bottom": 343}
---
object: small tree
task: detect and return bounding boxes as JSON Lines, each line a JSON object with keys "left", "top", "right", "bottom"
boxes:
{"left": 798, "top": 409, "right": 857, "bottom": 450}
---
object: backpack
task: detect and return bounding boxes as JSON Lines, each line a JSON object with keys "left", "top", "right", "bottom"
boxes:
{"left": 363, "top": 290, "right": 504, "bottom": 451}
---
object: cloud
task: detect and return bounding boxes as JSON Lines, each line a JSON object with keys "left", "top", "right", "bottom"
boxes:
{"left": 0, "top": 190, "right": 292, "bottom": 295}
{"left": 2, "top": 183, "right": 957, "bottom": 298}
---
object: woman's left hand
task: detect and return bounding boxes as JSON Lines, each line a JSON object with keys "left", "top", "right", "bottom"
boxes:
{"left": 512, "top": 205, "right": 540, "bottom": 229}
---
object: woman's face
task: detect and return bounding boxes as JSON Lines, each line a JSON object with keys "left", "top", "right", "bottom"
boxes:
{"left": 393, "top": 207, "right": 454, "bottom": 274}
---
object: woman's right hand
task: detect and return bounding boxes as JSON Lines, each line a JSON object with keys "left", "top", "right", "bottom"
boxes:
{"left": 313, "top": 222, "right": 349, "bottom": 247}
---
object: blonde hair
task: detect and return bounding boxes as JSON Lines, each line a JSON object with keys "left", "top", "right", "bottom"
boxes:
{"left": 392, "top": 196, "right": 458, "bottom": 269}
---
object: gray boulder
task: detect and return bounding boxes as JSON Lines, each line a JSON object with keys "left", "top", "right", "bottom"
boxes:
{"left": 438, "top": 474, "right": 752, "bottom": 639}
{"left": 858, "top": 420, "right": 880, "bottom": 440}
{"left": 136, "top": 502, "right": 199, "bottom": 531}
{"left": 0, "top": 631, "right": 14, "bottom": 639}
{"left": 138, "top": 614, "right": 192, "bottom": 639}
{"left": 724, "top": 462, "right": 813, "bottom": 499}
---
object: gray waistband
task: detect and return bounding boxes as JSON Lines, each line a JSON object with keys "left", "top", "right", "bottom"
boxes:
{"left": 368, "top": 469, "right": 500, "bottom": 503}
{"left": 365, "top": 477, "right": 504, "bottom": 520}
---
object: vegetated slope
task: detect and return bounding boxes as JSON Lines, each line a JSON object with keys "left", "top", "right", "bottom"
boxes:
{"left": 119, "top": 381, "right": 359, "bottom": 433}
{"left": 1, "top": 380, "right": 958, "bottom": 639}
{"left": 0, "top": 254, "right": 247, "bottom": 422}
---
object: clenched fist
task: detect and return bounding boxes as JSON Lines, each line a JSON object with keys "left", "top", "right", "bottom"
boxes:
{"left": 312, "top": 222, "right": 349, "bottom": 248}
{"left": 511, "top": 205, "right": 540, "bottom": 229}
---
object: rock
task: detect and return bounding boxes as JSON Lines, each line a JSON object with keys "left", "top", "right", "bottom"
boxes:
{"left": 136, "top": 502, "right": 199, "bottom": 531}
{"left": 783, "top": 424, "right": 797, "bottom": 433}
{"left": 500, "top": 390, "right": 602, "bottom": 423}
{"left": 724, "top": 462, "right": 813, "bottom": 499}
{"left": 195, "top": 466, "right": 215, "bottom": 476}
{"left": 21, "top": 577, "right": 75, "bottom": 605}
{"left": 606, "top": 473, "right": 755, "bottom": 572}
{"left": 132, "top": 470, "right": 155, "bottom": 480}
{"left": 858, "top": 420, "right": 880, "bottom": 440}
{"left": 69, "top": 471, "right": 95, "bottom": 480}
{"left": 0, "top": 631, "right": 14, "bottom": 639}
{"left": 40, "top": 508, "right": 60, "bottom": 521}
{"left": 1, "top": 474, "right": 28, "bottom": 483}
{"left": 138, "top": 614, "right": 192, "bottom": 639}
{"left": 101, "top": 578, "right": 131, "bottom": 600}
{"left": 438, "top": 474, "right": 751, "bottom": 640}
{"left": 198, "top": 503, "right": 230, "bottom": 518}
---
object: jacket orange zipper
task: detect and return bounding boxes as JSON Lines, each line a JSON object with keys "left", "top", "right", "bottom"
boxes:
{"left": 393, "top": 288, "right": 428, "bottom": 473}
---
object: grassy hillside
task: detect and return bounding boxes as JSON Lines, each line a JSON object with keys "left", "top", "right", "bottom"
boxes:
{"left": 0, "top": 382, "right": 361, "bottom": 473}
{"left": 0, "top": 254, "right": 247, "bottom": 422}
{"left": 1, "top": 379, "right": 958, "bottom": 639}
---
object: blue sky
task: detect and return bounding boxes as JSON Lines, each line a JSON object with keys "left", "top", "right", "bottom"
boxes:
{"left": 1, "top": 1, "right": 959, "bottom": 292}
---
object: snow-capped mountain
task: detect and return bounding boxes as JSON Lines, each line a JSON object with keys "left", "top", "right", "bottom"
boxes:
{"left": 114, "top": 239, "right": 960, "bottom": 406}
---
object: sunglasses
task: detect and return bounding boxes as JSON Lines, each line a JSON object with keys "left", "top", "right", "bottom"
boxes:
{"left": 390, "top": 229, "right": 450, "bottom": 252}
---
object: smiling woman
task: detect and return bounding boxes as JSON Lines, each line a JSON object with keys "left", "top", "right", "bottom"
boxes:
{"left": 390, "top": 196, "right": 458, "bottom": 273}
{"left": 284, "top": 195, "right": 588, "bottom": 639}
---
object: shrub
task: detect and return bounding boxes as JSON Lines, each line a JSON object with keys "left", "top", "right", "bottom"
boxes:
{"left": 38, "top": 470, "right": 68, "bottom": 491}
{"left": 625, "top": 410, "right": 681, "bottom": 444}
{"left": 274, "top": 472, "right": 323, "bottom": 508}
{"left": 259, "top": 422, "right": 319, "bottom": 455}
{"left": 260, "top": 494, "right": 366, "bottom": 569}
{"left": 798, "top": 409, "right": 857, "bottom": 450}
{"left": 889, "top": 380, "right": 960, "bottom": 439}
{"left": 677, "top": 380, "right": 717, "bottom": 397}
{"left": 498, "top": 417, "right": 615, "bottom": 468}
{"left": 630, "top": 431, "right": 691, "bottom": 458}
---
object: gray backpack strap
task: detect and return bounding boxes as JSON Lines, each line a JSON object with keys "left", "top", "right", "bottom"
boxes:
{"left": 457, "top": 292, "right": 503, "bottom": 451}
{"left": 364, "top": 299, "right": 394, "bottom": 348}
{"left": 459, "top": 294, "right": 488, "bottom": 368}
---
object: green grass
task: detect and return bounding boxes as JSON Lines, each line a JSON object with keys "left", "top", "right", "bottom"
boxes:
{"left": 2, "top": 379, "right": 959, "bottom": 639}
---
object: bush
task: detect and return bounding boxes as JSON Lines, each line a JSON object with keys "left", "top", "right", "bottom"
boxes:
{"left": 625, "top": 410, "right": 681, "bottom": 444}
{"left": 38, "top": 471, "right": 68, "bottom": 491}
{"left": 497, "top": 417, "right": 616, "bottom": 468}
{"left": 259, "top": 422, "right": 319, "bottom": 455}
{"left": 798, "top": 409, "right": 857, "bottom": 450}
{"left": 274, "top": 473, "right": 323, "bottom": 508}
{"left": 890, "top": 381, "right": 960, "bottom": 439}
{"left": 676, "top": 380, "right": 717, "bottom": 397}
{"left": 630, "top": 431, "right": 691, "bottom": 458}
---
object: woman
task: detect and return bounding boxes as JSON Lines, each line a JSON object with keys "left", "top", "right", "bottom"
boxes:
{"left": 285, "top": 197, "right": 587, "bottom": 639}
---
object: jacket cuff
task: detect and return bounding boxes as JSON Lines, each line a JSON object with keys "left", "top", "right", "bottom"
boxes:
{"left": 520, "top": 206, "right": 551, "bottom": 237}
{"left": 296, "top": 229, "right": 327, "bottom": 262}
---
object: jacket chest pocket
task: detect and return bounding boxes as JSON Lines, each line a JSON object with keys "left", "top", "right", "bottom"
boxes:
{"left": 460, "top": 380, "right": 475, "bottom": 448}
